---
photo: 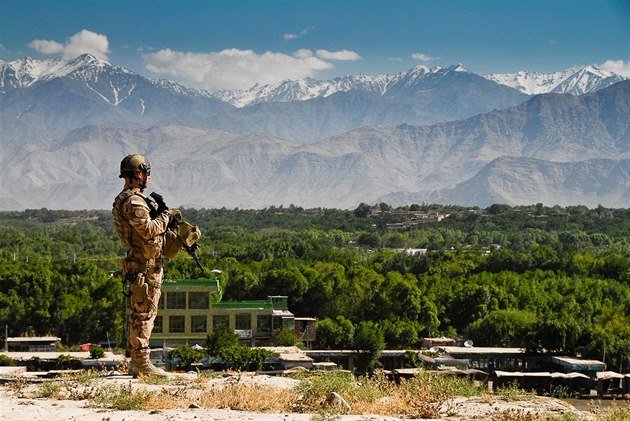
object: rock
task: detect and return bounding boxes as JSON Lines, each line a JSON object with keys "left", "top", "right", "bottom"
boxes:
{"left": 325, "top": 391, "right": 351, "bottom": 413}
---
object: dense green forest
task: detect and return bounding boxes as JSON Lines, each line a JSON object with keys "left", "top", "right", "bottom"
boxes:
{"left": 0, "top": 203, "right": 629, "bottom": 371}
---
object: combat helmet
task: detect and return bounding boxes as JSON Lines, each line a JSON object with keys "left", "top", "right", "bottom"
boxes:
{"left": 119, "top": 154, "right": 151, "bottom": 178}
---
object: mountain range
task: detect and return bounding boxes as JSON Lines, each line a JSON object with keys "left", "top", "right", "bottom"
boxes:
{"left": 0, "top": 54, "right": 629, "bottom": 210}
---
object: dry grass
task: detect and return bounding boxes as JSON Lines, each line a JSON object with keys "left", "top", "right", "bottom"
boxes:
{"left": 18, "top": 369, "right": 630, "bottom": 420}
{"left": 141, "top": 381, "right": 298, "bottom": 412}
{"left": 200, "top": 382, "right": 298, "bottom": 411}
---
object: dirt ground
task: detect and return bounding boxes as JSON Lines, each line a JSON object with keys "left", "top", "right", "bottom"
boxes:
{"left": 1, "top": 371, "right": 626, "bottom": 421}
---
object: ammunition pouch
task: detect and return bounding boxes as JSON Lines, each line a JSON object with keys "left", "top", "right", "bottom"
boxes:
{"left": 127, "top": 272, "right": 160, "bottom": 313}
{"left": 128, "top": 273, "right": 148, "bottom": 301}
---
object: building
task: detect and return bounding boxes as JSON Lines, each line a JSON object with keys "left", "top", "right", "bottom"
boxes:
{"left": 149, "top": 278, "right": 297, "bottom": 348}
{"left": 294, "top": 317, "right": 317, "bottom": 348}
{"left": 6, "top": 337, "right": 60, "bottom": 352}
{"left": 438, "top": 346, "right": 531, "bottom": 371}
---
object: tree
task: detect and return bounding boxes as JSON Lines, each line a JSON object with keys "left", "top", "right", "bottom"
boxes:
{"left": 381, "top": 318, "right": 420, "bottom": 349}
{"left": 352, "top": 320, "right": 385, "bottom": 373}
{"left": 206, "top": 327, "right": 239, "bottom": 355}
{"left": 445, "top": 285, "right": 492, "bottom": 332}
{"left": 354, "top": 203, "right": 372, "bottom": 218}
{"left": 315, "top": 316, "right": 355, "bottom": 349}
{"left": 467, "top": 309, "right": 537, "bottom": 347}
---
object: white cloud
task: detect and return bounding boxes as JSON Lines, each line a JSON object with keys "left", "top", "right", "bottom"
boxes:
{"left": 411, "top": 52, "right": 438, "bottom": 62}
{"left": 29, "top": 39, "right": 64, "bottom": 55}
{"left": 29, "top": 29, "right": 110, "bottom": 60}
{"left": 316, "top": 49, "right": 361, "bottom": 61}
{"left": 144, "top": 48, "right": 334, "bottom": 91}
{"left": 293, "top": 49, "right": 314, "bottom": 59}
{"left": 388, "top": 57, "right": 402, "bottom": 62}
{"left": 282, "top": 33, "right": 299, "bottom": 41}
{"left": 600, "top": 60, "right": 630, "bottom": 77}
{"left": 282, "top": 27, "right": 312, "bottom": 41}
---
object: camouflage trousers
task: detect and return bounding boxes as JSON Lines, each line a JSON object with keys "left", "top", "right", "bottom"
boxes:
{"left": 125, "top": 259, "right": 163, "bottom": 355}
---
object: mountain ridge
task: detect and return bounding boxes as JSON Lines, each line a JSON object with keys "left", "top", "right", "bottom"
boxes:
{"left": 1, "top": 54, "right": 629, "bottom": 210}
{"left": 3, "top": 55, "right": 626, "bottom": 106}
{"left": 1, "top": 80, "right": 628, "bottom": 210}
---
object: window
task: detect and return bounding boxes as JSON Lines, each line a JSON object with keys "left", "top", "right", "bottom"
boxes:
{"left": 235, "top": 313, "right": 251, "bottom": 330}
{"left": 189, "top": 292, "right": 209, "bottom": 309}
{"left": 169, "top": 315, "right": 185, "bottom": 333}
{"left": 191, "top": 315, "right": 207, "bottom": 333}
{"left": 213, "top": 315, "right": 229, "bottom": 330}
{"left": 257, "top": 315, "right": 271, "bottom": 335}
{"left": 273, "top": 316, "right": 283, "bottom": 331}
{"left": 157, "top": 294, "right": 165, "bottom": 309}
{"left": 154, "top": 316, "right": 163, "bottom": 333}
{"left": 167, "top": 292, "right": 186, "bottom": 309}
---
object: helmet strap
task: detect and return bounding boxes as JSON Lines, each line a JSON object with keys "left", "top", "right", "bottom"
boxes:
{"left": 124, "top": 171, "right": 146, "bottom": 191}
{"left": 136, "top": 171, "right": 147, "bottom": 190}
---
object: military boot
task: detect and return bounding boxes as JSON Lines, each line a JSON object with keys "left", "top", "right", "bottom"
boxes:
{"left": 128, "top": 352, "right": 169, "bottom": 378}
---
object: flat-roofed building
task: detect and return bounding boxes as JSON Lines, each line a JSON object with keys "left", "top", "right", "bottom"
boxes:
{"left": 550, "top": 356, "right": 606, "bottom": 373}
{"left": 149, "top": 279, "right": 296, "bottom": 348}
{"left": 6, "top": 337, "right": 60, "bottom": 352}
{"left": 439, "top": 346, "right": 529, "bottom": 371}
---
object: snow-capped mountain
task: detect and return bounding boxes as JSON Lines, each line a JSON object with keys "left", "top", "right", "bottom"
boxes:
{"left": 212, "top": 74, "right": 393, "bottom": 107}
{"left": 2, "top": 53, "right": 630, "bottom": 210}
{"left": 483, "top": 65, "right": 628, "bottom": 95}
{"left": 0, "top": 56, "right": 59, "bottom": 90}
{"left": 0, "top": 54, "right": 218, "bottom": 99}
{"left": 0, "top": 80, "right": 628, "bottom": 210}
{"left": 211, "top": 64, "right": 477, "bottom": 107}
{"left": 211, "top": 63, "right": 627, "bottom": 107}
{"left": 3, "top": 55, "right": 626, "bottom": 106}
{"left": 0, "top": 54, "right": 233, "bottom": 143}
{"left": 0, "top": 56, "right": 527, "bottom": 142}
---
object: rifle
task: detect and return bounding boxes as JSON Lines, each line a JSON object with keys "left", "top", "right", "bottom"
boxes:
{"left": 146, "top": 192, "right": 205, "bottom": 272}
{"left": 149, "top": 192, "right": 180, "bottom": 229}
{"left": 184, "top": 243, "right": 205, "bottom": 272}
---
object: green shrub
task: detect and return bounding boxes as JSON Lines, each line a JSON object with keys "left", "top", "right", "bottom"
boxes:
{"left": 89, "top": 344, "right": 105, "bottom": 359}
{"left": 0, "top": 354, "right": 15, "bottom": 366}
{"left": 38, "top": 380, "right": 61, "bottom": 398}
{"left": 216, "top": 345, "right": 274, "bottom": 371}
{"left": 88, "top": 382, "right": 154, "bottom": 410}
{"left": 271, "top": 329, "right": 297, "bottom": 346}
{"left": 169, "top": 346, "right": 205, "bottom": 370}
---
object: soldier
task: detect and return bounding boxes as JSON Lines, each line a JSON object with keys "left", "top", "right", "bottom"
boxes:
{"left": 112, "top": 153, "right": 190, "bottom": 377}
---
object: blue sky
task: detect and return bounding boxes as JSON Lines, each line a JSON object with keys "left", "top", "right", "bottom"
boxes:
{"left": 1, "top": 0, "right": 629, "bottom": 91}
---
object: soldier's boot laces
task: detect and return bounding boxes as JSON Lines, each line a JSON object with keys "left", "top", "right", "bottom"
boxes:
{"left": 128, "top": 354, "right": 169, "bottom": 378}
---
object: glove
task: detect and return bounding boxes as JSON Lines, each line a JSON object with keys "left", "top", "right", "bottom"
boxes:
{"left": 166, "top": 208, "right": 182, "bottom": 229}
{"left": 167, "top": 208, "right": 182, "bottom": 220}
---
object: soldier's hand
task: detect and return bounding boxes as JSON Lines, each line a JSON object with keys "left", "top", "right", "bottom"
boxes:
{"left": 167, "top": 208, "right": 182, "bottom": 221}
{"left": 165, "top": 208, "right": 182, "bottom": 229}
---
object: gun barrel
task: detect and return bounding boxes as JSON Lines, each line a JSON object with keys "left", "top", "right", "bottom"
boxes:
{"left": 186, "top": 246, "right": 205, "bottom": 272}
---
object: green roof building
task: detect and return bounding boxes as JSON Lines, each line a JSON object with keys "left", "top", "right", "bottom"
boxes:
{"left": 149, "top": 279, "right": 296, "bottom": 348}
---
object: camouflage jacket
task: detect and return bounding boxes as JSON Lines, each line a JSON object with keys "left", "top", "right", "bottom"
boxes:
{"left": 112, "top": 189, "right": 170, "bottom": 273}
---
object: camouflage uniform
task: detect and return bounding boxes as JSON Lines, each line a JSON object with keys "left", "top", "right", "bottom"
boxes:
{"left": 112, "top": 188, "right": 175, "bottom": 364}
